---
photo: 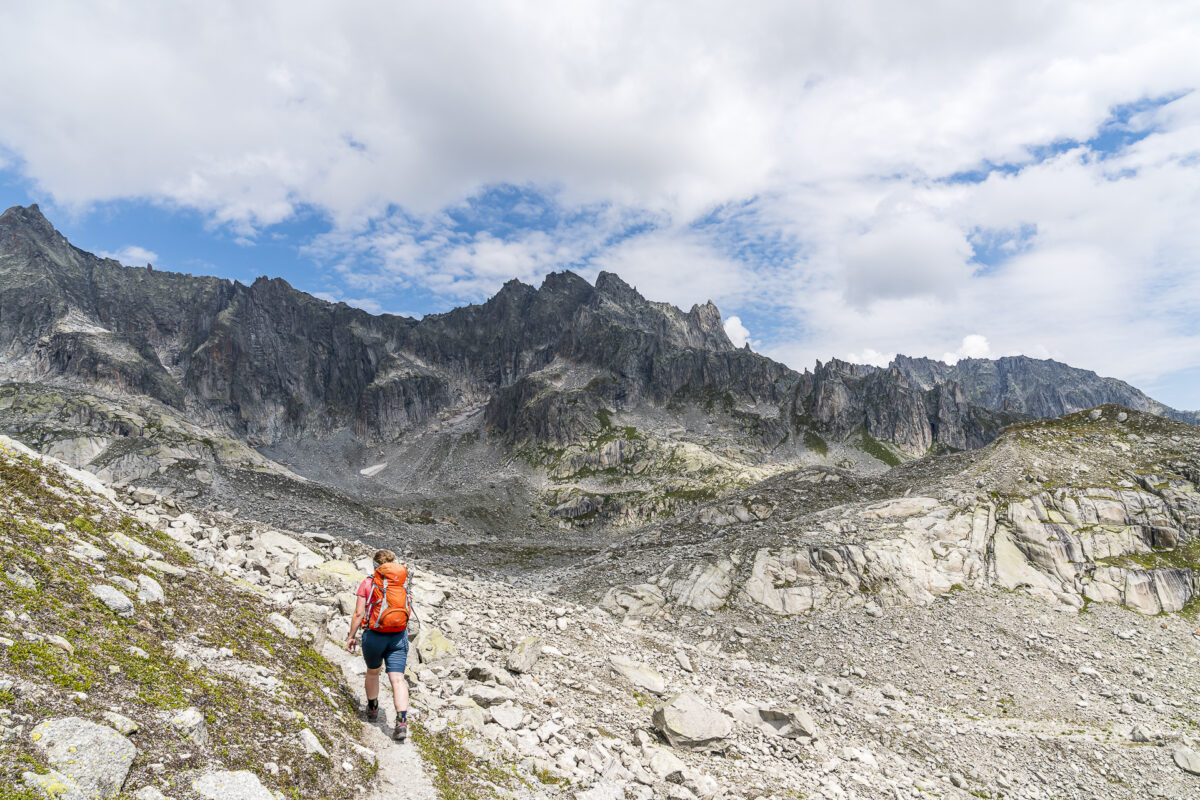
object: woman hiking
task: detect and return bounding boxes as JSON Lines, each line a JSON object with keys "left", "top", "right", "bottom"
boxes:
{"left": 346, "top": 549, "right": 412, "bottom": 740}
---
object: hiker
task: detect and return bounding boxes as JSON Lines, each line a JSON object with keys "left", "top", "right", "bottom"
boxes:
{"left": 346, "top": 549, "right": 412, "bottom": 740}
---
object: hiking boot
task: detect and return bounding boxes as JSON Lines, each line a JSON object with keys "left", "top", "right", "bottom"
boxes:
{"left": 393, "top": 720, "right": 407, "bottom": 741}
{"left": 366, "top": 700, "right": 379, "bottom": 722}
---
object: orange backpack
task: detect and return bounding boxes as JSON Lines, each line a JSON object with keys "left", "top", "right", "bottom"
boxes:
{"left": 365, "top": 562, "right": 409, "bottom": 633}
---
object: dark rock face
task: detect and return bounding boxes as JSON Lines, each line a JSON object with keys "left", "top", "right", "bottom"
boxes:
{"left": 891, "top": 355, "right": 1198, "bottom": 424}
{"left": 0, "top": 204, "right": 1190, "bottom": 464}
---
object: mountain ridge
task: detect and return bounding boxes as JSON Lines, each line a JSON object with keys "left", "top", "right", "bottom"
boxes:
{"left": 1, "top": 202, "right": 1195, "bottom": 529}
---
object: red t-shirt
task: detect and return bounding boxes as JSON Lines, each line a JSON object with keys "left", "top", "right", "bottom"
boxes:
{"left": 357, "top": 577, "right": 372, "bottom": 599}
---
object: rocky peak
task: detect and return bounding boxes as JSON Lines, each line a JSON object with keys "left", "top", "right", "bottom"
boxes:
{"left": 593, "top": 270, "right": 645, "bottom": 306}
{"left": 687, "top": 300, "right": 734, "bottom": 352}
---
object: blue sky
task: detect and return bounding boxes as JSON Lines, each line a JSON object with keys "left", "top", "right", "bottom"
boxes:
{"left": 1, "top": 1, "right": 1198, "bottom": 409}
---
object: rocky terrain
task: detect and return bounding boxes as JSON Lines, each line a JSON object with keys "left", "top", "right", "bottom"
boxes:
{"left": 4, "top": 403, "right": 1200, "bottom": 800}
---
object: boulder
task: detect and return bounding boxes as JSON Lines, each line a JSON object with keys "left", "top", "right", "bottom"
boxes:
{"left": 107, "top": 531, "right": 161, "bottom": 561}
{"left": 30, "top": 717, "right": 137, "bottom": 799}
{"left": 670, "top": 559, "right": 735, "bottom": 611}
{"left": 90, "top": 585, "right": 134, "bottom": 618}
{"left": 101, "top": 712, "right": 139, "bottom": 736}
{"left": 505, "top": 637, "right": 543, "bottom": 673}
{"left": 489, "top": 704, "right": 525, "bottom": 731}
{"left": 1175, "top": 747, "right": 1200, "bottom": 775}
{"left": 468, "top": 684, "right": 517, "bottom": 707}
{"left": 298, "top": 560, "right": 363, "bottom": 592}
{"left": 608, "top": 655, "right": 668, "bottom": 696}
{"left": 758, "top": 705, "right": 818, "bottom": 738}
{"left": 192, "top": 770, "right": 275, "bottom": 800}
{"left": 414, "top": 628, "right": 456, "bottom": 663}
{"left": 601, "top": 584, "right": 668, "bottom": 618}
{"left": 267, "top": 613, "right": 302, "bottom": 640}
{"left": 170, "top": 707, "right": 209, "bottom": 746}
{"left": 299, "top": 728, "right": 329, "bottom": 758}
{"left": 652, "top": 693, "right": 733, "bottom": 753}
{"left": 135, "top": 575, "right": 163, "bottom": 604}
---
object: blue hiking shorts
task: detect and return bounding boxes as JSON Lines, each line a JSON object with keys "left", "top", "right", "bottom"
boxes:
{"left": 361, "top": 629, "right": 409, "bottom": 673}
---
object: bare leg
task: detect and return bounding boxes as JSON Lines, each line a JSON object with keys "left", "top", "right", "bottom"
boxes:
{"left": 365, "top": 666, "right": 383, "bottom": 703}
{"left": 386, "top": 670, "right": 409, "bottom": 714}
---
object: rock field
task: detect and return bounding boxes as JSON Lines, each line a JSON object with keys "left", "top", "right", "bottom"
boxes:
{"left": 3, "top": 404, "right": 1200, "bottom": 800}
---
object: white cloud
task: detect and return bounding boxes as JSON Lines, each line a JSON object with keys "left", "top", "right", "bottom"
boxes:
{"left": 1, "top": 1, "right": 1199, "bottom": 399}
{"left": 942, "top": 335, "right": 992, "bottom": 365}
{"left": 98, "top": 245, "right": 159, "bottom": 266}
{"left": 723, "top": 316, "right": 751, "bottom": 348}
{"left": 845, "top": 349, "right": 895, "bottom": 368}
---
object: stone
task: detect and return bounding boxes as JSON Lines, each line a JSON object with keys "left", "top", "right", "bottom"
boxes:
{"left": 30, "top": 716, "right": 137, "bottom": 799}
{"left": 576, "top": 782, "right": 625, "bottom": 800}
{"left": 101, "top": 712, "right": 139, "bottom": 736}
{"left": 601, "top": 584, "right": 668, "bottom": 618}
{"left": 6, "top": 565, "right": 38, "bottom": 590}
{"left": 170, "top": 707, "right": 208, "bottom": 746}
{"left": 505, "top": 637, "right": 542, "bottom": 673}
{"left": 674, "top": 650, "right": 694, "bottom": 673}
{"left": 299, "top": 727, "right": 329, "bottom": 758}
{"left": 108, "top": 531, "right": 161, "bottom": 561}
{"left": 652, "top": 693, "right": 733, "bottom": 753}
{"left": 192, "top": 770, "right": 275, "bottom": 800}
{"left": 1117, "top": 411, "right": 1129, "bottom": 422}
{"left": 298, "top": 560, "right": 363, "bottom": 592}
{"left": 267, "top": 612, "right": 302, "bottom": 640}
{"left": 758, "top": 705, "right": 818, "bottom": 739}
{"left": 608, "top": 655, "right": 668, "bottom": 696}
{"left": 468, "top": 684, "right": 518, "bottom": 707}
{"left": 90, "top": 585, "right": 135, "bottom": 618}
{"left": 130, "top": 489, "right": 157, "bottom": 505}
{"left": 414, "top": 628, "right": 456, "bottom": 663}
{"left": 1174, "top": 747, "right": 1200, "bottom": 775}
{"left": 133, "top": 788, "right": 168, "bottom": 800}
{"left": 648, "top": 747, "right": 687, "bottom": 781}
{"left": 143, "top": 560, "right": 186, "bottom": 578}
{"left": 47, "top": 634, "right": 74, "bottom": 656}
{"left": 489, "top": 704, "right": 525, "bottom": 731}
{"left": 290, "top": 603, "right": 334, "bottom": 646}
{"left": 136, "top": 575, "right": 163, "bottom": 603}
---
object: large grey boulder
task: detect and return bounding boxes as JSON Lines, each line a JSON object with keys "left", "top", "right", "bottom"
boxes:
{"left": 608, "top": 655, "right": 668, "bottom": 696}
{"left": 135, "top": 575, "right": 163, "bottom": 604}
{"left": 505, "top": 637, "right": 543, "bottom": 673}
{"left": 30, "top": 717, "right": 136, "bottom": 799}
{"left": 669, "top": 559, "right": 735, "bottom": 611}
{"left": 1175, "top": 747, "right": 1200, "bottom": 775}
{"left": 192, "top": 770, "right": 275, "bottom": 800}
{"left": 758, "top": 705, "right": 818, "bottom": 738}
{"left": 652, "top": 693, "right": 733, "bottom": 753}
{"left": 267, "top": 612, "right": 302, "bottom": 640}
{"left": 90, "top": 585, "right": 134, "bottom": 618}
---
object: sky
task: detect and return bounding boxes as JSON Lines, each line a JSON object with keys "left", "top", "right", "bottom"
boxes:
{"left": 0, "top": 1, "right": 1197, "bottom": 408}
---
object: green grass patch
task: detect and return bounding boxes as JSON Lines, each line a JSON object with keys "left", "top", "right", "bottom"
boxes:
{"left": 413, "top": 723, "right": 516, "bottom": 800}
{"left": 860, "top": 430, "right": 902, "bottom": 467}
{"left": 803, "top": 429, "right": 828, "bottom": 456}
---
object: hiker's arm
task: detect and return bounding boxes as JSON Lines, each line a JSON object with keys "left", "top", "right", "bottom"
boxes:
{"left": 346, "top": 595, "right": 366, "bottom": 652}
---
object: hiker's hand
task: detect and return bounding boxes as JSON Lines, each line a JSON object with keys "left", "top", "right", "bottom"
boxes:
{"left": 346, "top": 637, "right": 357, "bottom": 653}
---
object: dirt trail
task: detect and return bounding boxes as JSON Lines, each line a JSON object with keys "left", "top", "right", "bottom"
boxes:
{"left": 323, "top": 641, "right": 439, "bottom": 800}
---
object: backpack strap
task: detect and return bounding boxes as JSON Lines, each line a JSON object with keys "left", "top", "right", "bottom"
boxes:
{"left": 369, "top": 576, "right": 390, "bottom": 633}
